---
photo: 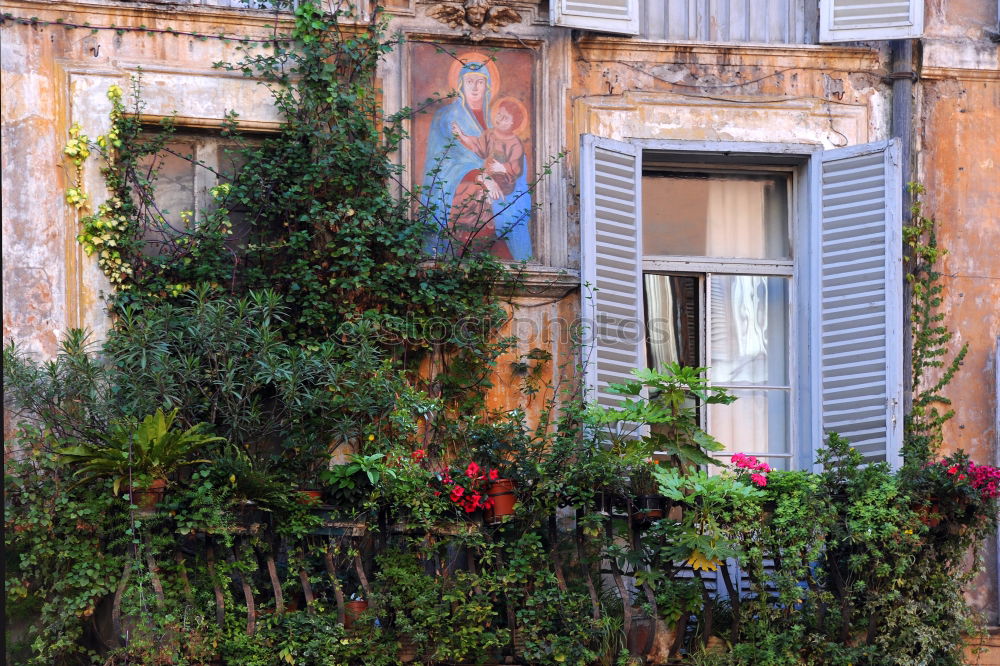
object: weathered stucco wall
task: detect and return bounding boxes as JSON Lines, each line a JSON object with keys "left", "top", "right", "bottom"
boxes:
{"left": 2, "top": 0, "right": 288, "bottom": 357}
{"left": 3, "top": 0, "right": 999, "bottom": 629}
{"left": 918, "top": 0, "right": 1000, "bottom": 624}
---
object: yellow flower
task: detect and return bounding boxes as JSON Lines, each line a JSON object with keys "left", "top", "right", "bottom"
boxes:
{"left": 368, "top": 434, "right": 375, "bottom": 441}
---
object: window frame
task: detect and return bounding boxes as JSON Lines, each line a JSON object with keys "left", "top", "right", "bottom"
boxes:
{"left": 818, "top": 0, "right": 924, "bottom": 42}
{"left": 641, "top": 162, "right": 799, "bottom": 467}
{"left": 634, "top": 141, "right": 818, "bottom": 468}
{"left": 581, "top": 135, "right": 903, "bottom": 471}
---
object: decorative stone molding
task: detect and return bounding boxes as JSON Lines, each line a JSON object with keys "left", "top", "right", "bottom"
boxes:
{"left": 427, "top": 0, "right": 522, "bottom": 41}
{"left": 503, "top": 266, "right": 579, "bottom": 300}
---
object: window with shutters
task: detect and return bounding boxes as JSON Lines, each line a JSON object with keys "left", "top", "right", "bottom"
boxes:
{"left": 552, "top": 0, "right": 923, "bottom": 43}
{"left": 580, "top": 137, "right": 903, "bottom": 469}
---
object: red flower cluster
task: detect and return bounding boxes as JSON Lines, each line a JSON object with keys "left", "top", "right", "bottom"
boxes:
{"left": 969, "top": 462, "right": 1000, "bottom": 500}
{"left": 731, "top": 452, "right": 771, "bottom": 488}
{"left": 937, "top": 459, "right": 1000, "bottom": 501}
{"left": 436, "top": 461, "right": 499, "bottom": 513}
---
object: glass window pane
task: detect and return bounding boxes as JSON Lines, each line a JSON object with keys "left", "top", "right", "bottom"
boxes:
{"left": 643, "top": 274, "right": 700, "bottom": 371}
{"left": 137, "top": 141, "right": 197, "bottom": 255}
{"left": 708, "top": 275, "right": 788, "bottom": 385}
{"left": 708, "top": 389, "right": 789, "bottom": 456}
{"left": 642, "top": 171, "right": 790, "bottom": 259}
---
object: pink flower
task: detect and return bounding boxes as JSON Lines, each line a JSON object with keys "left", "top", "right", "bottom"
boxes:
{"left": 750, "top": 473, "right": 767, "bottom": 488}
{"left": 488, "top": 469, "right": 499, "bottom": 481}
{"left": 465, "top": 462, "right": 481, "bottom": 479}
{"left": 947, "top": 466, "right": 958, "bottom": 475}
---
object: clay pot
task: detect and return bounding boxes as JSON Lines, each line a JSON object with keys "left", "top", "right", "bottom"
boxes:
{"left": 296, "top": 489, "right": 323, "bottom": 506}
{"left": 916, "top": 498, "right": 941, "bottom": 528}
{"left": 626, "top": 614, "right": 655, "bottom": 657}
{"left": 630, "top": 495, "right": 666, "bottom": 524}
{"left": 128, "top": 478, "right": 167, "bottom": 514}
{"left": 397, "top": 635, "right": 418, "bottom": 663}
{"left": 485, "top": 479, "right": 516, "bottom": 524}
{"left": 344, "top": 600, "right": 368, "bottom": 629}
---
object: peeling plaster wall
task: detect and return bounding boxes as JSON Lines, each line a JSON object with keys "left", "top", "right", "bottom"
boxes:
{"left": 2, "top": 1, "right": 287, "bottom": 359}
{"left": 2, "top": 0, "right": 998, "bottom": 628}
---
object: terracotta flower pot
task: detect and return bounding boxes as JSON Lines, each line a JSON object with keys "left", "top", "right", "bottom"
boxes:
{"left": 630, "top": 495, "right": 666, "bottom": 524}
{"left": 128, "top": 478, "right": 167, "bottom": 514}
{"left": 296, "top": 489, "right": 323, "bottom": 506}
{"left": 626, "top": 614, "right": 655, "bottom": 657}
{"left": 398, "top": 635, "right": 418, "bottom": 663}
{"left": 485, "top": 478, "right": 516, "bottom": 524}
{"left": 344, "top": 600, "right": 368, "bottom": 629}
{"left": 916, "top": 497, "right": 941, "bottom": 528}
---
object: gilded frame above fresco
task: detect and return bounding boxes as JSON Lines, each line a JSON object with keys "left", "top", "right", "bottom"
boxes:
{"left": 408, "top": 40, "right": 537, "bottom": 262}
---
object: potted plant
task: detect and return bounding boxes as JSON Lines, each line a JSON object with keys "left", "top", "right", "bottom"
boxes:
{"left": 466, "top": 418, "right": 533, "bottom": 524}
{"left": 57, "top": 408, "right": 221, "bottom": 513}
{"left": 905, "top": 451, "right": 1000, "bottom": 530}
{"left": 629, "top": 462, "right": 667, "bottom": 524}
{"left": 344, "top": 594, "right": 369, "bottom": 630}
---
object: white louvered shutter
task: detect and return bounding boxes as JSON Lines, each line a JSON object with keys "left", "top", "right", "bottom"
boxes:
{"left": 819, "top": 0, "right": 923, "bottom": 42}
{"left": 552, "top": 0, "right": 639, "bottom": 35}
{"left": 580, "top": 135, "right": 645, "bottom": 408}
{"left": 815, "top": 139, "right": 903, "bottom": 466}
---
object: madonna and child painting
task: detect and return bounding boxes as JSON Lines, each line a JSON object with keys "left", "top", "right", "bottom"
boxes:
{"left": 411, "top": 43, "right": 534, "bottom": 262}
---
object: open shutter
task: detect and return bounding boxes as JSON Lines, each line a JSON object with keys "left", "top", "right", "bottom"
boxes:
{"left": 552, "top": 0, "right": 639, "bottom": 35}
{"left": 814, "top": 139, "right": 903, "bottom": 466}
{"left": 580, "top": 135, "right": 645, "bottom": 408}
{"left": 819, "top": 0, "right": 923, "bottom": 42}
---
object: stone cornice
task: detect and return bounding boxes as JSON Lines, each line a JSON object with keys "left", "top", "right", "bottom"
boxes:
{"left": 575, "top": 36, "right": 885, "bottom": 72}
{"left": 3, "top": 0, "right": 299, "bottom": 32}
{"left": 503, "top": 265, "right": 579, "bottom": 300}
{"left": 921, "top": 66, "right": 1000, "bottom": 82}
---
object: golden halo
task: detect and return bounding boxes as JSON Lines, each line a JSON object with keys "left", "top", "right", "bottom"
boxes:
{"left": 447, "top": 51, "right": 502, "bottom": 100}
{"left": 491, "top": 96, "right": 530, "bottom": 137}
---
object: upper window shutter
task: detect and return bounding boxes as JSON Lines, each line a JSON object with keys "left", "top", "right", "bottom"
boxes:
{"left": 819, "top": 0, "right": 924, "bottom": 42}
{"left": 813, "top": 139, "right": 904, "bottom": 466}
{"left": 580, "top": 135, "right": 645, "bottom": 408}
{"left": 552, "top": 0, "right": 639, "bottom": 36}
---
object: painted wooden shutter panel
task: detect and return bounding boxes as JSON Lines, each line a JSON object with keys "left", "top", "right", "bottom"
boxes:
{"left": 816, "top": 140, "right": 903, "bottom": 465}
{"left": 819, "top": 0, "right": 923, "bottom": 42}
{"left": 552, "top": 0, "right": 639, "bottom": 35}
{"left": 580, "top": 135, "right": 645, "bottom": 408}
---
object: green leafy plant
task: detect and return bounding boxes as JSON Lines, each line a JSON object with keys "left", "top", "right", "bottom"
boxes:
{"left": 57, "top": 407, "right": 221, "bottom": 494}
{"left": 587, "top": 364, "right": 734, "bottom": 471}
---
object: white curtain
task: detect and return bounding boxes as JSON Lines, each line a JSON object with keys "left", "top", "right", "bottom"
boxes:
{"left": 705, "top": 179, "right": 771, "bottom": 455}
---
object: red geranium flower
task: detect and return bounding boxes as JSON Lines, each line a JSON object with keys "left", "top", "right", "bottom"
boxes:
{"left": 488, "top": 469, "right": 499, "bottom": 481}
{"left": 465, "top": 462, "right": 481, "bottom": 478}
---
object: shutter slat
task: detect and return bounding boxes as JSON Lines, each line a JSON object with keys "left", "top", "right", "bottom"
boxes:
{"left": 582, "top": 136, "right": 645, "bottom": 409}
{"left": 553, "top": 0, "right": 639, "bottom": 34}
{"left": 816, "top": 140, "right": 903, "bottom": 467}
{"left": 819, "top": 0, "right": 922, "bottom": 42}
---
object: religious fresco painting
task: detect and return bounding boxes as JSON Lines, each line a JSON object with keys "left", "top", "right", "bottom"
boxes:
{"left": 411, "top": 42, "right": 535, "bottom": 261}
